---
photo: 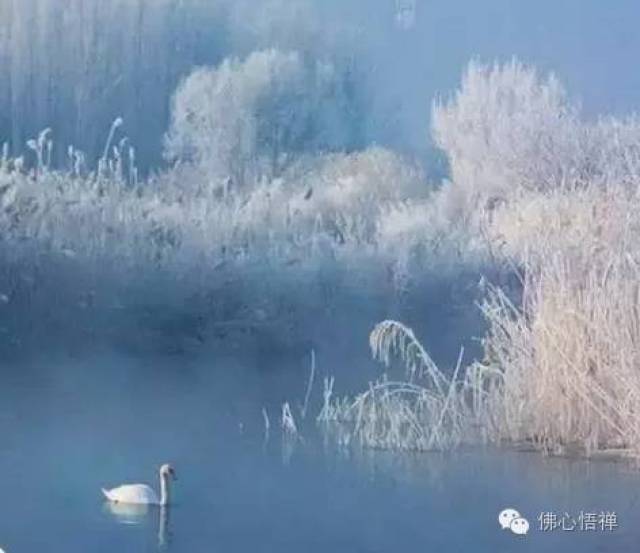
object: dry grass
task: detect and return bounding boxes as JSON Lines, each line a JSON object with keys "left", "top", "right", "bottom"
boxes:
{"left": 318, "top": 320, "right": 475, "bottom": 451}
{"left": 471, "top": 182, "right": 640, "bottom": 458}
{"left": 320, "top": 181, "right": 640, "bottom": 459}
{"left": 475, "top": 263, "right": 640, "bottom": 457}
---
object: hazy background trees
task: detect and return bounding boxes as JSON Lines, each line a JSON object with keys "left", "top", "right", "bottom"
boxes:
{"left": 3, "top": 0, "right": 640, "bottom": 172}
{"left": 0, "top": 0, "right": 228, "bottom": 169}
{"left": 0, "top": 0, "right": 363, "bottom": 171}
{"left": 165, "top": 50, "right": 365, "bottom": 187}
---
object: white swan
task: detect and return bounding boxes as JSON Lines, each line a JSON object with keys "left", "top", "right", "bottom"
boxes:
{"left": 102, "top": 464, "right": 177, "bottom": 506}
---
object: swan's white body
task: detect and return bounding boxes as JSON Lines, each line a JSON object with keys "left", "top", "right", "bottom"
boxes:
{"left": 102, "top": 484, "right": 161, "bottom": 505}
{"left": 102, "top": 464, "right": 176, "bottom": 506}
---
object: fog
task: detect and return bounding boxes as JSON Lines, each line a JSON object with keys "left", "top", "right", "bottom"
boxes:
{"left": 2, "top": 0, "right": 640, "bottom": 170}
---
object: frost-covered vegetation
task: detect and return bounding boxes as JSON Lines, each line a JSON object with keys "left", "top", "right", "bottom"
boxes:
{"left": 2, "top": 49, "right": 640, "bottom": 459}
{"left": 318, "top": 60, "right": 640, "bottom": 459}
{"left": 446, "top": 62, "right": 640, "bottom": 459}
{"left": 318, "top": 320, "right": 473, "bottom": 451}
{"left": 0, "top": 51, "right": 484, "bottom": 353}
{"left": 165, "top": 50, "right": 363, "bottom": 184}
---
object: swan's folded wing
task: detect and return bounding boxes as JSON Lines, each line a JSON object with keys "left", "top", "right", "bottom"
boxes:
{"left": 101, "top": 484, "right": 160, "bottom": 504}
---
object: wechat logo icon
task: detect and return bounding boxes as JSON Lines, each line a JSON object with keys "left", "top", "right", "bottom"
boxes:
{"left": 499, "top": 508, "right": 530, "bottom": 536}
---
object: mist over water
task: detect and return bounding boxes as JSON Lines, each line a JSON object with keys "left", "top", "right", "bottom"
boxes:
{"left": 1, "top": 347, "right": 640, "bottom": 552}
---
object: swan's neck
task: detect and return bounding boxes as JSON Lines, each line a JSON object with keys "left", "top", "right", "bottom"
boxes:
{"left": 159, "top": 473, "right": 170, "bottom": 506}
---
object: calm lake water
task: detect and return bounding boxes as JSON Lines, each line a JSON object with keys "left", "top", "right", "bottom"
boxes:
{"left": 0, "top": 347, "right": 638, "bottom": 553}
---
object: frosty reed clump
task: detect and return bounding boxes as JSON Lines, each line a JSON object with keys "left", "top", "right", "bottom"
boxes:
{"left": 321, "top": 256, "right": 640, "bottom": 458}
{"left": 472, "top": 182, "right": 640, "bottom": 459}
{"left": 318, "top": 321, "right": 473, "bottom": 451}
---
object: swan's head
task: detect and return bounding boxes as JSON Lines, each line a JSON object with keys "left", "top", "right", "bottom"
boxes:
{"left": 160, "top": 463, "right": 177, "bottom": 481}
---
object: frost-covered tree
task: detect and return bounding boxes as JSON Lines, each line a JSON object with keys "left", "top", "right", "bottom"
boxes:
{"left": 432, "top": 59, "right": 640, "bottom": 221}
{"left": 164, "top": 49, "right": 363, "bottom": 188}
{"left": 432, "top": 60, "right": 589, "bottom": 210}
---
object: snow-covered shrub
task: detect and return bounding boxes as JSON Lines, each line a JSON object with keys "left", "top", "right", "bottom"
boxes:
{"left": 587, "top": 115, "right": 640, "bottom": 186}
{"left": 279, "top": 147, "right": 425, "bottom": 244}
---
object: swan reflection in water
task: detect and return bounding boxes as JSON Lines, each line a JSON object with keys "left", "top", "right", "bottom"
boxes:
{"left": 104, "top": 501, "right": 172, "bottom": 547}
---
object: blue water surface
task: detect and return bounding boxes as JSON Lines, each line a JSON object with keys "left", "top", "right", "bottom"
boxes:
{"left": 0, "top": 348, "right": 637, "bottom": 553}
